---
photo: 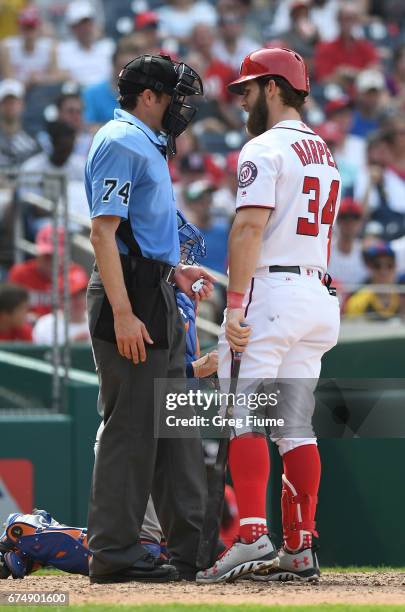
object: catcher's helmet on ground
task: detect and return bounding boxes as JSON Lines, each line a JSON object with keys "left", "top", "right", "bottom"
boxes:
{"left": 118, "top": 54, "right": 203, "bottom": 155}
{"left": 177, "top": 210, "right": 206, "bottom": 265}
{"left": 227, "top": 47, "right": 309, "bottom": 95}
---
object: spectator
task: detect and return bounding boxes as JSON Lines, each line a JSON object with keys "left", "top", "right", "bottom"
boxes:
{"left": 186, "top": 23, "right": 240, "bottom": 130}
{"left": 325, "top": 96, "right": 367, "bottom": 175}
{"left": 133, "top": 11, "right": 161, "bottom": 55}
{"left": 359, "top": 125, "right": 405, "bottom": 240}
{"left": 8, "top": 224, "right": 88, "bottom": 321}
{"left": 212, "top": 0, "right": 258, "bottom": 71}
{"left": 327, "top": 197, "right": 368, "bottom": 293}
{"left": 157, "top": 0, "right": 217, "bottom": 42}
{"left": 57, "top": 0, "right": 114, "bottom": 87}
{"left": 0, "top": 6, "right": 65, "bottom": 87}
{"left": 33, "top": 266, "right": 89, "bottom": 344}
{"left": 0, "top": 79, "right": 40, "bottom": 168}
{"left": 56, "top": 91, "right": 92, "bottom": 160}
{"left": 0, "top": 284, "right": 32, "bottom": 341}
{"left": 314, "top": 3, "right": 379, "bottom": 83}
{"left": 83, "top": 39, "right": 142, "bottom": 128}
{"left": 345, "top": 242, "right": 400, "bottom": 320}
{"left": 350, "top": 69, "right": 387, "bottom": 138}
{"left": 270, "top": 0, "right": 340, "bottom": 43}
{"left": 184, "top": 179, "right": 229, "bottom": 274}
{"left": 278, "top": 0, "right": 320, "bottom": 65}
{"left": 174, "top": 151, "right": 207, "bottom": 211}
{"left": 20, "top": 120, "right": 86, "bottom": 236}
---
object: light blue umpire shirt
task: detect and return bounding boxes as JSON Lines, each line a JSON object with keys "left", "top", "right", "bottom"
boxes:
{"left": 85, "top": 108, "right": 180, "bottom": 266}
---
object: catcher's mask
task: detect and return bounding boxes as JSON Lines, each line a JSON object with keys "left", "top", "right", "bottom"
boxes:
{"left": 177, "top": 210, "right": 206, "bottom": 265}
{"left": 118, "top": 54, "right": 203, "bottom": 156}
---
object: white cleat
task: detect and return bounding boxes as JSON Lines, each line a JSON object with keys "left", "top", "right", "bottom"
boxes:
{"left": 196, "top": 534, "right": 279, "bottom": 584}
{"left": 251, "top": 545, "right": 320, "bottom": 582}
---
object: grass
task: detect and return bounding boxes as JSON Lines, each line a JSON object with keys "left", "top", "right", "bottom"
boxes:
{"left": 1, "top": 605, "right": 405, "bottom": 612}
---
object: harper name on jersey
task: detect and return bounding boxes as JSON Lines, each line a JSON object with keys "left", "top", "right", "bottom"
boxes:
{"left": 291, "top": 138, "right": 337, "bottom": 168}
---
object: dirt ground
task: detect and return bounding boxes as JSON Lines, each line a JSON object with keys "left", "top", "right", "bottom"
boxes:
{"left": 1, "top": 571, "right": 405, "bottom": 606}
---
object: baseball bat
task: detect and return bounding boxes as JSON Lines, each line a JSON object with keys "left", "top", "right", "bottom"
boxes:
{"left": 197, "top": 324, "right": 247, "bottom": 570}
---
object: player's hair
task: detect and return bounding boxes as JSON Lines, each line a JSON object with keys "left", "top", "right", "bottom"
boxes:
{"left": 0, "top": 284, "right": 29, "bottom": 313}
{"left": 258, "top": 75, "right": 307, "bottom": 112}
{"left": 118, "top": 88, "right": 164, "bottom": 111}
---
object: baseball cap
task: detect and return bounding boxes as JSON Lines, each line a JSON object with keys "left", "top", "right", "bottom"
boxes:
{"left": 18, "top": 6, "right": 41, "bottom": 28}
{"left": 185, "top": 179, "right": 215, "bottom": 202}
{"left": 325, "top": 95, "right": 353, "bottom": 117}
{"left": 316, "top": 121, "right": 343, "bottom": 145}
{"left": 36, "top": 224, "right": 64, "bottom": 256}
{"left": 0, "top": 79, "right": 24, "bottom": 102}
{"left": 356, "top": 69, "right": 385, "bottom": 93}
{"left": 338, "top": 197, "right": 363, "bottom": 218}
{"left": 118, "top": 54, "right": 178, "bottom": 96}
{"left": 179, "top": 152, "right": 206, "bottom": 174}
{"left": 290, "top": 0, "right": 311, "bottom": 15}
{"left": 68, "top": 267, "right": 89, "bottom": 295}
{"left": 135, "top": 11, "right": 159, "bottom": 30}
{"left": 65, "top": 1, "right": 95, "bottom": 26}
{"left": 363, "top": 241, "right": 395, "bottom": 262}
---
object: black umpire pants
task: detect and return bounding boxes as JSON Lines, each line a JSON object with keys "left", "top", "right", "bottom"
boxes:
{"left": 86, "top": 270, "right": 207, "bottom": 577}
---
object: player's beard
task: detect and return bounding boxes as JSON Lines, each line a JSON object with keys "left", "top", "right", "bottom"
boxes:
{"left": 247, "top": 88, "right": 269, "bottom": 137}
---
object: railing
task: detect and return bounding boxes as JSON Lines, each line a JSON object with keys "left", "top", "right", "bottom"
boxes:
{"left": 1, "top": 170, "right": 73, "bottom": 411}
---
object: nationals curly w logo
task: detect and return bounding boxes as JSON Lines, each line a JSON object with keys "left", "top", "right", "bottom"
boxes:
{"left": 238, "top": 161, "right": 258, "bottom": 188}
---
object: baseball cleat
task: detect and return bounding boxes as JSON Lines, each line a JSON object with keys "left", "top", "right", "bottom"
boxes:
{"left": 196, "top": 534, "right": 279, "bottom": 584}
{"left": 251, "top": 545, "right": 320, "bottom": 582}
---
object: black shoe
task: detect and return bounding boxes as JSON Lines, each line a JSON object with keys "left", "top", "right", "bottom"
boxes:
{"left": 89, "top": 553, "right": 180, "bottom": 584}
{"left": 171, "top": 563, "right": 197, "bottom": 581}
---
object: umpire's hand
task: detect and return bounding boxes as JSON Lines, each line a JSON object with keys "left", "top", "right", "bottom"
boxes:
{"left": 114, "top": 310, "right": 153, "bottom": 364}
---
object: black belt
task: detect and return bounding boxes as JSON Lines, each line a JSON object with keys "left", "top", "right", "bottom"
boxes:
{"left": 93, "top": 259, "right": 176, "bottom": 284}
{"left": 269, "top": 265, "right": 322, "bottom": 280}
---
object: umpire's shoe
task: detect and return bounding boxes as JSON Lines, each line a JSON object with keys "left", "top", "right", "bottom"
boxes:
{"left": 89, "top": 552, "right": 179, "bottom": 584}
{"left": 251, "top": 545, "right": 320, "bottom": 582}
{"left": 196, "top": 534, "right": 279, "bottom": 584}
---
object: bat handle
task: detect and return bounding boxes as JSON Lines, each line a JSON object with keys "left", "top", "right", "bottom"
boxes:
{"left": 233, "top": 322, "right": 248, "bottom": 360}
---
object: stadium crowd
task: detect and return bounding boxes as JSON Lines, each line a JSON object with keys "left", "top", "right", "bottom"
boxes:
{"left": 1, "top": 0, "right": 405, "bottom": 344}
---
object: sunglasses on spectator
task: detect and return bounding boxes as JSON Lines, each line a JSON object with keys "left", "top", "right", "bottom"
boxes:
{"left": 370, "top": 261, "right": 395, "bottom": 270}
{"left": 339, "top": 213, "right": 361, "bottom": 221}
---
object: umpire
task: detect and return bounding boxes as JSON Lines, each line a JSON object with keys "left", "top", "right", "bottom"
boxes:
{"left": 85, "top": 54, "right": 215, "bottom": 584}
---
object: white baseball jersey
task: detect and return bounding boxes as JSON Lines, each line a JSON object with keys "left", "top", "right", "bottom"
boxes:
{"left": 236, "top": 119, "right": 341, "bottom": 273}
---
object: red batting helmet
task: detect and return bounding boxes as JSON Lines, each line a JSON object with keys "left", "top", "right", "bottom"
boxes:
{"left": 227, "top": 47, "right": 310, "bottom": 95}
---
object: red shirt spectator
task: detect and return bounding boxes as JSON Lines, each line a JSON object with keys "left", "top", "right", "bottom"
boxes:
{"left": 204, "top": 60, "right": 236, "bottom": 104}
{"left": 0, "top": 323, "right": 32, "bottom": 341}
{"left": 8, "top": 224, "right": 88, "bottom": 320}
{"left": 314, "top": 4, "right": 378, "bottom": 82}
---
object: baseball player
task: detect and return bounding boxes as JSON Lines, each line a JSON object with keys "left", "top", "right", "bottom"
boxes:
{"left": 197, "top": 48, "right": 341, "bottom": 583}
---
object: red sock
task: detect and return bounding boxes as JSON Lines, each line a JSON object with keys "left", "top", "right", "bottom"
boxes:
{"left": 228, "top": 434, "right": 270, "bottom": 543}
{"left": 282, "top": 444, "right": 321, "bottom": 551}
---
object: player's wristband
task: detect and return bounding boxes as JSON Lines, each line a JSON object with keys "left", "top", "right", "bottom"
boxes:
{"left": 227, "top": 291, "right": 244, "bottom": 309}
